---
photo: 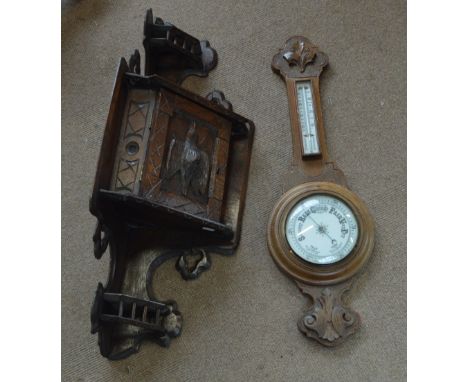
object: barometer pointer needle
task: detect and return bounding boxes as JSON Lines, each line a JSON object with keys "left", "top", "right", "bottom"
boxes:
{"left": 308, "top": 216, "right": 337, "bottom": 245}
{"left": 325, "top": 233, "right": 337, "bottom": 245}
{"left": 297, "top": 224, "right": 314, "bottom": 236}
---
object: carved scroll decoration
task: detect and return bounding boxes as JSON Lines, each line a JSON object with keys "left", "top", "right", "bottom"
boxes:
{"left": 297, "top": 282, "right": 361, "bottom": 346}
{"left": 206, "top": 90, "right": 233, "bottom": 111}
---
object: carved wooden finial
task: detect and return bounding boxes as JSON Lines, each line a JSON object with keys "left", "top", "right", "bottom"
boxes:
{"left": 206, "top": 90, "right": 233, "bottom": 111}
{"left": 283, "top": 40, "right": 318, "bottom": 73}
{"left": 128, "top": 49, "right": 141, "bottom": 74}
{"left": 272, "top": 36, "right": 328, "bottom": 79}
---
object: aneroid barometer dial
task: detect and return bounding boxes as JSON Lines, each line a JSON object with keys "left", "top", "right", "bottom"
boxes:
{"left": 285, "top": 194, "right": 358, "bottom": 264}
{"left": 269, "top": 36, "right": 375, "bottom": 347}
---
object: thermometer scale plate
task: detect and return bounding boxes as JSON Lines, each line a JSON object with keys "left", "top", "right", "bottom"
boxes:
{"left": 296, "top": 81, "right": 320, "bottom": 156}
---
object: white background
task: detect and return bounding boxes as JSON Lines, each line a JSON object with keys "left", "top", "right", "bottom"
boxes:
{"left": 0, "top": 1, "right": 60, "bottom": 380}
{"left": 0, "top": 0, "right": 466, "bottom": 380}
{"left": 408, "top": 0, "right": 468, "bottom": 381}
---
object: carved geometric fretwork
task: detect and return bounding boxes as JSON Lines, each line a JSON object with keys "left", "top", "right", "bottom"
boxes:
{"left": 158, "top": 90, "right": 172, "bottom": 115}
{"left": 140, "top": 91, "right": 171, "bottom": 200}
{"left": 125, "top": 101, "right": 150, "bottom": 139}
{"left": 114, "top": 159, "right": 140, "bottom": 192}
{"left": 296, "top": 282, "right": 361, "bottom": 346}
{"left": 110, "top": 91, "right": 155, "bottom": 195}
{"left": 143, "top": 9, "right": 218, "bottom": 83}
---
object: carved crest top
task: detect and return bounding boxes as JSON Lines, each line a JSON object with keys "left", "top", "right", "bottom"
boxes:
{"left": 272, "top": 36, "right": 328, "bottom": 79}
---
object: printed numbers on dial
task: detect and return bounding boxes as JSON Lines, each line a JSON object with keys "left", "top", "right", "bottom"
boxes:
{"left": 285, "top": 194, "right": 359, "bottom": 264}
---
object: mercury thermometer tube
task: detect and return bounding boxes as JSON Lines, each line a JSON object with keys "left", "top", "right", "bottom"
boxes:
{"left": 296, "top": 81, "right": 320, "bottom": 155}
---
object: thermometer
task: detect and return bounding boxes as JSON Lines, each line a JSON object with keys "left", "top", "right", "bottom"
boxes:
{"left": 296, "top": 81, "right": 320, "bottom": 155}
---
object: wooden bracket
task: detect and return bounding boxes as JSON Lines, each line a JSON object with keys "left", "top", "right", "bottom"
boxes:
{"left": 89, "top": 11, "right": 254, "bottom": 360}
{"left": 143, "top": 9, "right": 217, "bottom": 84}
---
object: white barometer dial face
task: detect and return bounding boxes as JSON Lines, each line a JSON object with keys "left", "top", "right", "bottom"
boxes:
{"left": 285, "top": 194, "right": 359, "bottom": 264}
{"left": 296, "top": 81, "right": 320, "bottom": 155}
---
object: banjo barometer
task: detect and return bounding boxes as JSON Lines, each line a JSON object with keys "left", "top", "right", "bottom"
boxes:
{"left": 268, "top": 36, "right": 375, "bottom": 346}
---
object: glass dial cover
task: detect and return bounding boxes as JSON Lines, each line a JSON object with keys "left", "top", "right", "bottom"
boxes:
{"left": 285, "top": 194, "right": 359, "bottom": 264}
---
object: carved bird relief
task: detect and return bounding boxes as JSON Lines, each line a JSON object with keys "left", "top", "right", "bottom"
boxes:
{"left": 164, "top": 121, "right": 211, "bottom": 197}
